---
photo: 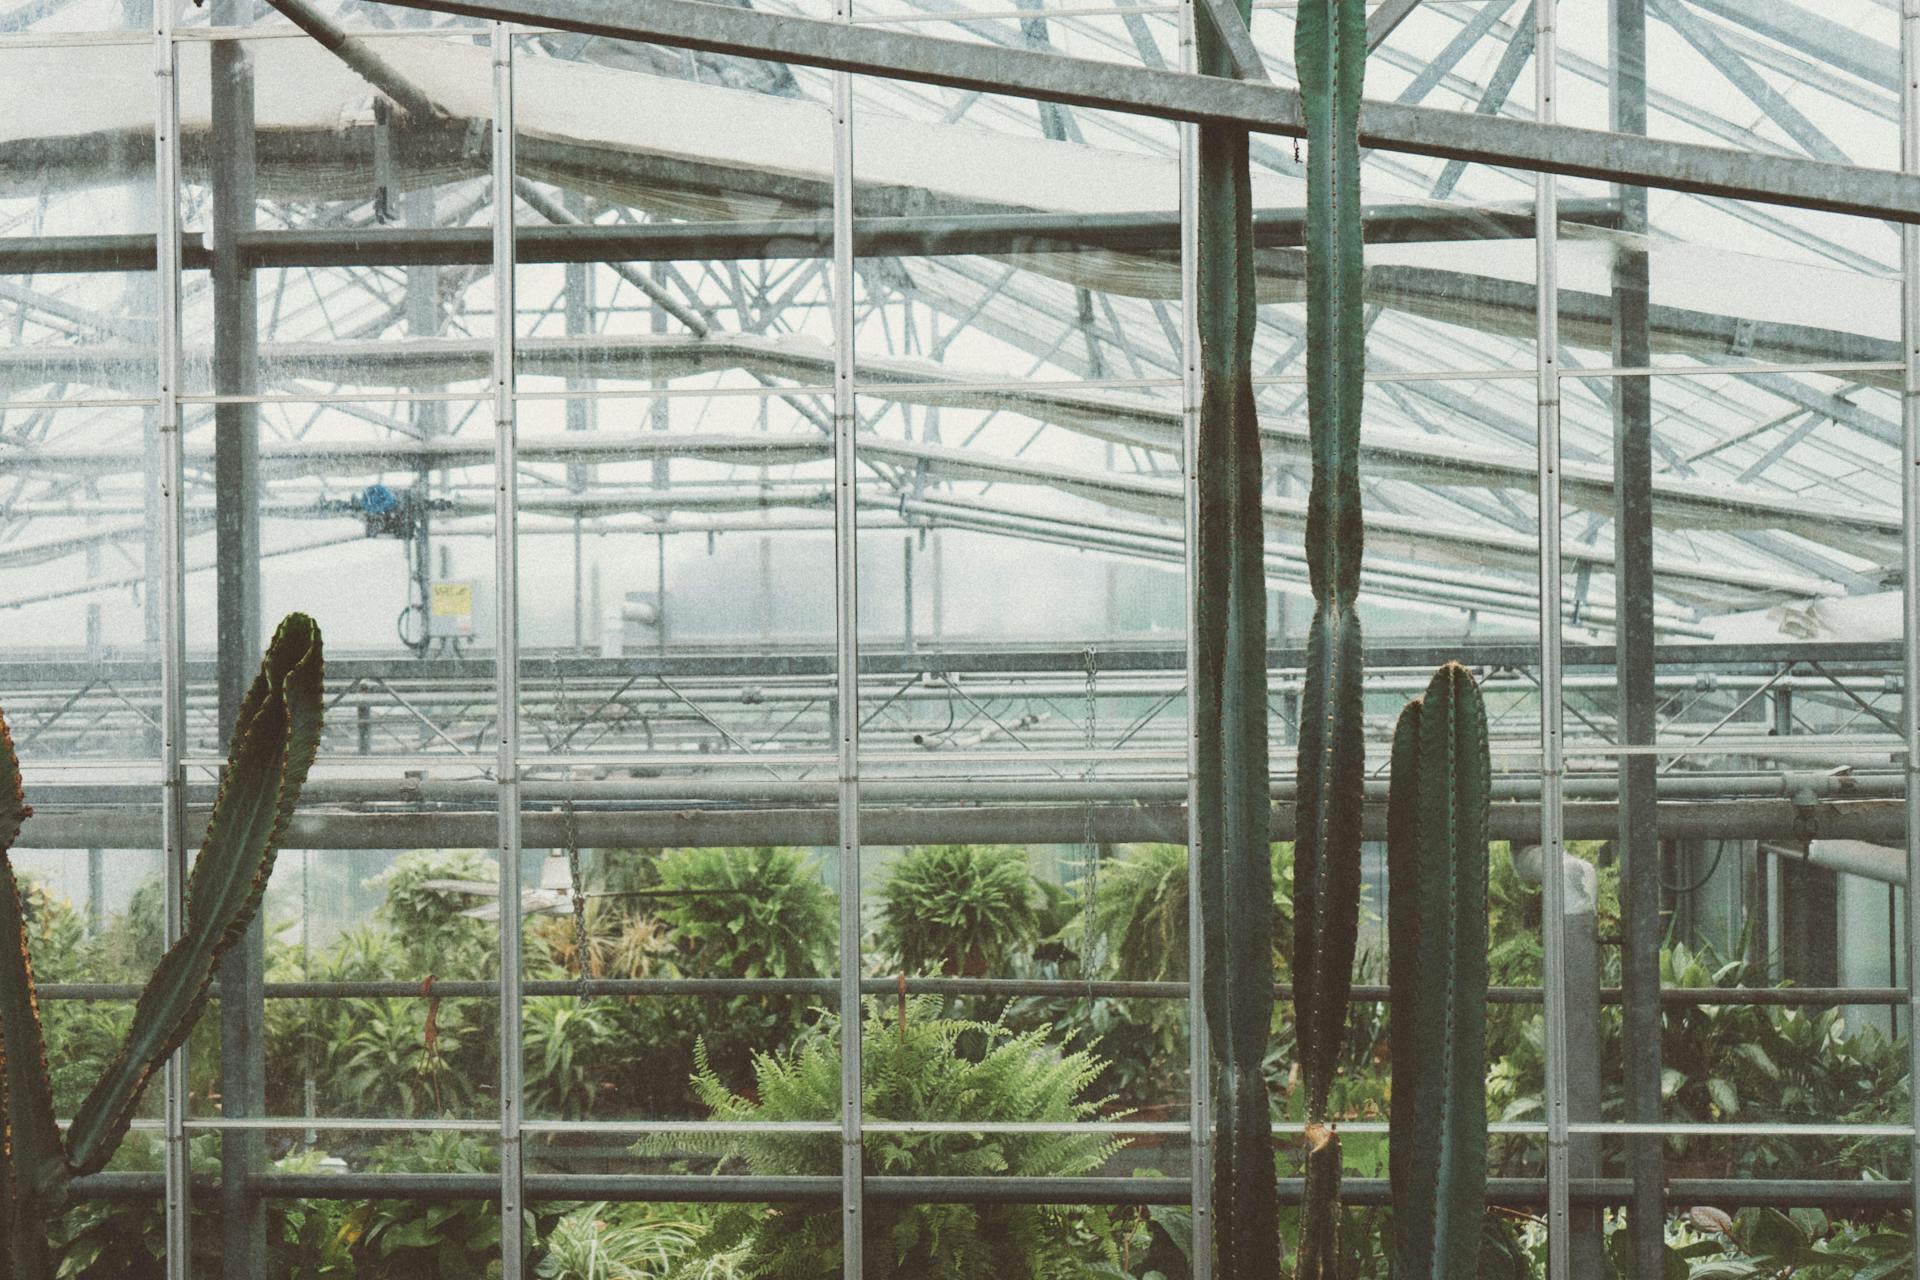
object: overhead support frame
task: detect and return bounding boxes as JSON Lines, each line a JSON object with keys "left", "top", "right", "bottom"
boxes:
{"left": 368, "top": 0, "right": 1920, "bottom": 222}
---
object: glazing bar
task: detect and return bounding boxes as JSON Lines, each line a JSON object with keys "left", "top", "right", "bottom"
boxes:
{"left": 1178, "top": 0, "right": 1213, "bottom": 1271}
{"left": 1534, "top": 0, "right": 1572, "bottom": 1275}
{"left": 152, "top": 40, "right": 193, "bottom": 1280}
{"left": 831, "top": 3, "right": 866, "bottom": 1270}
{"left": 490, "top": 22, "right": 525, "bottom": 1279}
{"left": 1902, "top": 2, "right": 1920, "bottom": 1268}
{"left": 151, "top": 2, "right": 191, "bottom": 1274}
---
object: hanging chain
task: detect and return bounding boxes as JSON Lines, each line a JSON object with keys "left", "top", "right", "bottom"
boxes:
{"left": 553, "top": 656, "right": 592, "bottom": 996}
{"left": 565, "top": 794, "right": 589, "bottom": 993}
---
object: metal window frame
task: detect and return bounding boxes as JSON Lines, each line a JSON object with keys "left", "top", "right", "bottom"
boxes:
{"left": 110, "top": 1, "right": 1920, "bottom": 1274}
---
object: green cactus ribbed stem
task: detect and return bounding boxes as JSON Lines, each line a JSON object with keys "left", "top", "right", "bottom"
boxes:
{"left": 1387, "top": 662, "right": 1491, "bottom": 1280}
{"left": 1193, "top": 12, "right": 1278, "bottom": 1265}
{"left": 66, "top": 612, "right": 324, "bottom": 1176}
{"left": 0, "top": 708, "right": 58, "bottom": 1225}
{"left": 1292, "top": 0, "right": 1367, "bottom": 1274}
{"left": 0, "top": 613, "right": 322, "bottom": 1280}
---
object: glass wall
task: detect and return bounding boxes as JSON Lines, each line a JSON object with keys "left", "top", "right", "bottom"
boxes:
{"left": 0, "top": 0, "right": 1912, "bottom": 1274}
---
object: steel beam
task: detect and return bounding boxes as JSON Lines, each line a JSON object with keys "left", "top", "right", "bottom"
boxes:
{"left": 1609, "top": 3, "right": 1666, "bottom": 1270}
{"left": 34, "top": 976, "right": 1920, "bottom": 1009}
{"left": 488, "top": 24, "right": 525, "bottom": 1278}
{"left": 0, "top": 202, "right": 1624, "bottom": 276}
{"left": 1900, "top": 0, "right": 1920, "bottom": 1256}
{"left": 1364, "top": 0, "right": 1426, "bottom": 51}
{"left": 14, "top": 795, "right": 1906, "bottom": 849}
{"left": 208, "top": 4, "right": 267, "bottom": 1271}
{"left": 1533, "top": 2, "right": 1572, "bottom": 1274}
{"left": 359, "top": 0, "right": 1920, "bottom": 221}
{"left": 60, "top": 1171, "right": 1920, "bottom": 1212}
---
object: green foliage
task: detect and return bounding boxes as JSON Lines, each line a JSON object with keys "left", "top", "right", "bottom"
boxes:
{"left": 537, "top": 1203, "right": 744, "bottom": 1280}
{"left": 524, "top": 997, "right": 620, "bottom": 1120}
{"left": 1387, "top": 664, "right": 1491, "bottom": 1280}
{"left": 638, "top": 847, "right": 836, "bottom": 1096}
{"left": 1666, "top": 1206, "right": 1911, "bottom": 1279}
{"left": 1061, "top": 843, "right": 1292, "bottom": 985}
{"left": 319, "top": 1131, "right": 522, "bottom": 1278}
{"left": 874, "top": 844, "right": 1041, "bottom": 976}
{"left": 368, "top": 848, "right": 499, "bottom": 979}
{"left": 654, "top": 847, "right": 834, "bottom": 980}
{"left": 658, "top": 997, "right": 1146, "bottom": 1278}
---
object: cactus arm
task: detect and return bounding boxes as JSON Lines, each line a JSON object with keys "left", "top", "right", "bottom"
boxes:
{"left": 0, "top": 710, "right": 62, "bottom": 1224}
{"left": 64, "top": 614, "right": 322, "bottom": 1176}
{"left": 1388, "top": 663, "right": 1491, "bottom": 1280}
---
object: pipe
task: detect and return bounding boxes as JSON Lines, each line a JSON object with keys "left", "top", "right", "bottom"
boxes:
{"left": 36, "top": 976, "right": 1916, "bottom": 1008}
{"left": 13, "top": 795, "right": 1905, "bottom": 849}
{"left": 63, "top": 1172, "right": 1917, "bottom": 1211}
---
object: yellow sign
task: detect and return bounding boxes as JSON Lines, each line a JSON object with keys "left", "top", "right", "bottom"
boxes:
{"left": 429, "top": 580, "right": 475, "bottom": 637}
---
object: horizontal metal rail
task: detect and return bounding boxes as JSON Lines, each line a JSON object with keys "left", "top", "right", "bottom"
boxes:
{"left": 0, "top": 201, "right": 1622, "bottom": 275}
{"left": 18, "top": 796, "right": 1905, "bottom": 848}
{"left": 34, "top": 977, "right": 1914, "bottom": 1007}
{"left": 0, "top": 638, "right": 1897, "bottom": 683}
{"left": 66, "top": 1171, "right": 1916, "bottom": 1210}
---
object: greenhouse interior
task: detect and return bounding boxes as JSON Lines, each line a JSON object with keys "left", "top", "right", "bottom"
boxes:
{"left": 0, "top": 0, "right": 1917, "bottom": 1274}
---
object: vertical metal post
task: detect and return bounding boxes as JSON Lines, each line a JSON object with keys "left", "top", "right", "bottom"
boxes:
{"left": 408, "top": 185, "right": 446, "bottom": 658}
{"left": 831, "top": 9, "right": 865, "bottom": 1274}
{"left": 1899, "top": 2, "right": 1920, "bottom": 1253}
{"left": 1564, "top": 897, "right": 1605, "bottom": 1278}
{"left": 901, "top": 535, "right": 914, "bottom": 655}
{"left": 491, "top": 23, "right": 524, "bottom": 1279}
{"left": 152, "top": 1, "right": 190, "bottom": 1273}
{"left": 1609, "top": 1, "right": 1665, "bottom": 1269}
{"left": 1178, "top": 0, "right": 1212, "bottom": 1270}
{"left": 563, "top": 195, "right": 593, "bottom": 655}
{"left": 208, "top": 7, "right": 266, "bottom": 1271}
{"left": 1534, "top": 3, "right": 1572, "bottom": 1276}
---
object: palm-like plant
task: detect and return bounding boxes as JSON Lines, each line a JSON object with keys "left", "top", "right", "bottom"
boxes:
{"left": 657, "top": 997, "right": 1140, "bottom": 1278}
{"left": 873, "top": 843, "right": 1041, "bottom": 977}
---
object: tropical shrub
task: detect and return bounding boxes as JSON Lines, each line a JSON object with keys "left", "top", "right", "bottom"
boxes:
{"left": 874, "top": 843, "right": 1042, "bottom": 976}
{"left": 658, "top": 997, "right": 1149, "bottom": 1278}
{"left": 368, "top": 848, "right": 499, "bottom": 980}
{"left": 537, "top": 1202, "right": 746, "bottom": 1279}
{"left": 652, "top": 846, "right": 834, "bottom": 980}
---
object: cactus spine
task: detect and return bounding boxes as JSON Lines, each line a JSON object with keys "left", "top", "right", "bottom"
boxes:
{"left": 2, "top": 612, "right": 323, "bottom": 1278}
{"left": 1292, "top": 0, "right": 1368, "bottom": 1274}
{"left": 1387, "top": 662, "right": 1491, "bottom": 1280}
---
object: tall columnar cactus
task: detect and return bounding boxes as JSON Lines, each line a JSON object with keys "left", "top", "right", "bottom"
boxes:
{"left": 1386, "top": 662, "right": 1491, "bottom": 1280}
{"left": 1192, "top": 0, "right": 1276, "bottom": 1268}
{"left": 1292, "top": 0, "right": 1368, "bottom": 1274}
{"left": 2, "top": 613, "right": 323, "bottom": 1279}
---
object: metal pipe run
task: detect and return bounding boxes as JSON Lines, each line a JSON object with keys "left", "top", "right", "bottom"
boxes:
{"left": 34, "top": 977, "right": 1915, "bottom": 1009}
{"left": 64, "top": 1172, "right": 1918, "bottom": 1212}
{"left": 0, "top": 201, "right": 1624, "bottom": 276}
{"left": 16, "top": 795, "right": 1905, "bottom": 848}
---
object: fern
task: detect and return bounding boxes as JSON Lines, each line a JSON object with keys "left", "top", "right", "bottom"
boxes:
{"left": 648, "top": 998, "right": 1131, "bottom": 1279}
